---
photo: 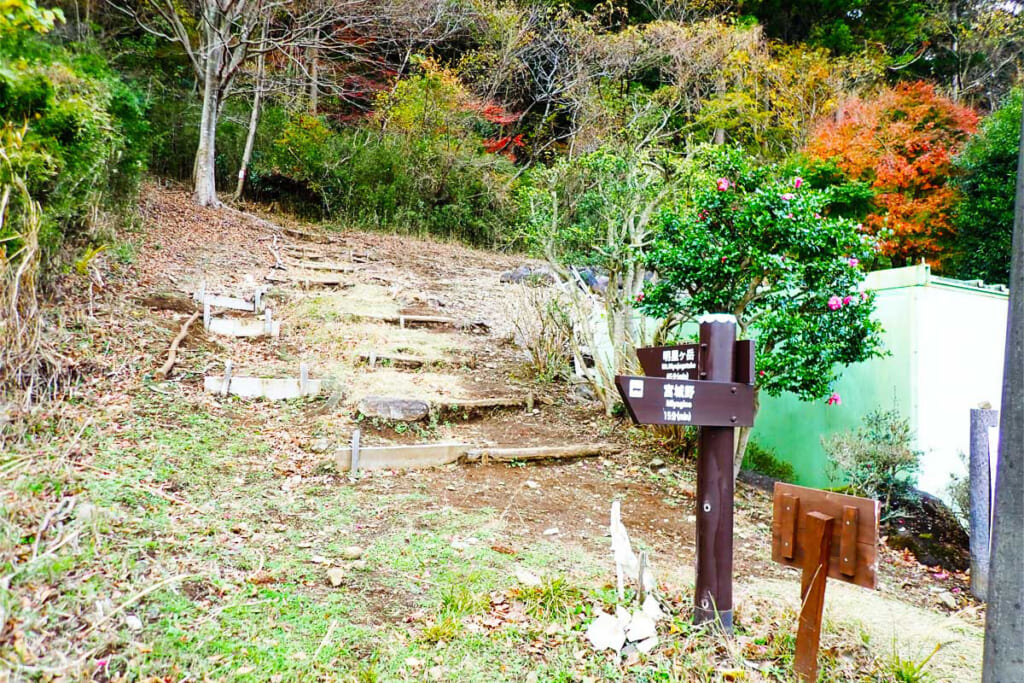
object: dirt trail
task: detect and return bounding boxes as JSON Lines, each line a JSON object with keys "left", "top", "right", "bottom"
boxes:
{"left": 127, "top": 185, "right": 983, "bottom": 677}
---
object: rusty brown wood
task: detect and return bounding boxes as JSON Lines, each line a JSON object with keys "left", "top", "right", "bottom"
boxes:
{"left": 794, "top": 511, "right": 835, "bottom": 683}
{"left": 771, "top": 483, "right": 879, "bottom": 590}
{"left": 733, "top": 340, "right": 755, "bottom": 384}
{"left": 839, "top": 506, "right": 859, "bottom": 578}
{"left": 778, "top": 493, "right": 799, "bottom": 560}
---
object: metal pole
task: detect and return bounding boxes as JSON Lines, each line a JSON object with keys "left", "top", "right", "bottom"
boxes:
{"left": 693, "top": 313, "right": 737, "bottom": 631}
{"left": 982, "top": 104, "right": 1024, "bottom": 681}
{"left": 969, "top": 408, "right": 999, "bottom": 600}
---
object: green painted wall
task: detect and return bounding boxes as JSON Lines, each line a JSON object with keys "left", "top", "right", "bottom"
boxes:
{"left": 751, "top": 276, "right": 918, "bottom": 488}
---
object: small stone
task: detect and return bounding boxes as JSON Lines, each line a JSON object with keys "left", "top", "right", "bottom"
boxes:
{"left": 649, "top": 458, "right": 665, "bottom": 469}
{"left": 525, "top": 673, "right": 539, "bottom": 683}
{"left": 76, "top": 503, "right": 100, "bottom": 522}
{"left": 625, "top": 611, "right": 657, "bottom": 642}
{"left": 636, "top": 635, "right": 659, "bottom": 654}
{"left": 451, "top": 539, "right": 469, "bottom": 551}
{"left": 428, "top": 665, "right": 444, "bottom": 680}
{"left": 310, "top": 438, "right": 331, "bottom": 453}
{"left": 327, "top": 568, "right": 344, "bottom": 587}
{"left": 405, "top": 657, "right": 423, "bottom": 669}
{"left": 124, "top": 614, "right": 143, "bottom": 631}
{"left": 340, "top": 546, "right": 364, "bottom": 560}
{"left": 351, "top": 560, "right": 368, "bottom": 571}
{"left": 544, "top": 622, "right": 561, "bottom": 635}
{"left": 586, "top": 612, "right": 625, "bottom": 653}
{"left": 525, "top": 480, "right": 540, "bottom": 490}
{"left": 543, "top": 527, "right": 560, "bottom": 536}
{"left": 642, "top": 595, "right": 665, "bottom": 622}
{"left": 515, "top": 569, "right": 542, "bottom": 587}
{"left": 615, "top": 606, "right": 631, "bottom": 629}
{"left": 937, "top": 591, "right": 958, "bottom": 610}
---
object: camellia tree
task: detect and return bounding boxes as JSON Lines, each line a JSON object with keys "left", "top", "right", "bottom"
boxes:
{"left": 638, "top": 146, "right": 886, "bottom": 477}
{"left": 806, "top": 81, "right": 978, "bottom": 268}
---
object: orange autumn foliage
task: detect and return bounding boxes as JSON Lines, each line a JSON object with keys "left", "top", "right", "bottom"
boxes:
{"left": 806, "top": 82, "right": 978, "bottom": 266}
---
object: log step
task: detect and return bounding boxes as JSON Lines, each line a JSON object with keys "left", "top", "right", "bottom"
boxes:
{"left": 265, "top": 271, "right": 352, "bottom": 287}
{"left": 462, "top": 443, "right": 621, "bottom": 463}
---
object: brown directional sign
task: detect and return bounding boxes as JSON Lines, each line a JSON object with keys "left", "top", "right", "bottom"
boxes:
{"left": 614, "top": 375, "right": 755, "bottom": 427}
{"left": 636, "top": 344, "right": 700, "bottom": 380}
{"left": 771, "top": 483, "right": 879, "bottom": 683}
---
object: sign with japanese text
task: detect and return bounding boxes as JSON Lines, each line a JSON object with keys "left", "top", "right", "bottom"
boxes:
{"left": 636, "top": 344, "right": 700, "bottom": 380}
{"left": 614, "top": 375, "right": 755, "bottom": 427}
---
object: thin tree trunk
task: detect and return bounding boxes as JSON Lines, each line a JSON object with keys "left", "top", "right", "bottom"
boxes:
{"left": 733, "top": 389, "right": 759, "bottom": 480}
{"left": 981, "top": 87, "right": 1024, "bottom": 682}
{"left": 308, "top": 46, "right": 319, "bottom": 113}
{"left": 235, "top": 24, "right": 267, "bottom": 201}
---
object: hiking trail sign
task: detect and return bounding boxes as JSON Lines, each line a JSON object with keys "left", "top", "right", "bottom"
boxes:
{"left": 616, "top": 314, "right": 755, "bottom": 631}
{"left": 771, "top": 483, "right": 879, "bottom": 682}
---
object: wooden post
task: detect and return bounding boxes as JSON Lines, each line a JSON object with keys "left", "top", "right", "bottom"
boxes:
{"left": 795, "top": 511, "right": 835, "bottom": 682}
{"left": 350, "top": 429, "right": 361, "bottom": 477}
{"left": 693, "top": 314, "right": 737, "bottom": 631}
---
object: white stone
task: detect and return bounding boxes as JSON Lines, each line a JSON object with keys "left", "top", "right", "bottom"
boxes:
{"left": 625, "top": 611, "right": 657, "bottom": 642}
{"left": 615, "top": 606, "right": 631, "bottom": 629}
{"left": 642, "top": 595, "right": 665, "bottom": 622}
{"left": 636, "top": 635, "right": 659, "bottom": 654}
{"left": 586, "top": 612, "right": 626, "bottom": 653}
{"left": 340, "top": 546, "right": 364, "bottom": 560}
{"left": 515, "top": 569, "right": 542, "bottom": 587}
{"left": 327, "top": 568, "right": 345, "bottom": 587}
{"left": 543, "top": 527, "right": 560, "bottom": 536}
{"left": 124, "top": 614, "right": 143, "bottom": 631}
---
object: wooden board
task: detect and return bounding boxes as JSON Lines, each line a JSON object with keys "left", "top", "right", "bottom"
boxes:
{"left": 335, "top": 442, "right": 470, "bottom": 471}
{"left": 285, "top": 260, "right": 362, "bottom": 273}
{"left": 462, "top": 444, "right": 620, "bottom": 462}
{"left": 264, "top": 271, "right": 351, "bottom": 286}
{"left": 207, "top": 317, "right": 281, "bottom": 338}
{"left": 771, "top": 483, "right": 879, "bottom": 590}
{"left": 203, "top": 376, "right": 323, "bottom": 400}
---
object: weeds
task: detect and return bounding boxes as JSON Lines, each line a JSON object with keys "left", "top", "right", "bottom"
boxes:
{"left": 518, "top": 576, "right": 583, "bottom": 622}
{"left": 882, "top": 642, "right": 941, "bottom": 682}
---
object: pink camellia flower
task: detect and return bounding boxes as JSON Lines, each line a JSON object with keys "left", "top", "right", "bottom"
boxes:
{"left": 781, "top": 192, "right": 795, "bottom": 201}
{"left": 826, "top": 392, "right": 842, "bottom": 406}
{"left": 862, "top": 292, "right": 868, "bottom": 301}
{"left": 828, "top": 295, "right": 842, "bottom": 310}
{"left": 814, "top": 213, "right": 821, "bottom": 219}
{"left": 794, "top": 177, "right": 803, "bottom": 189}
{"left": 843, "top": 295, "right": 853, "bottom": 306}
{"left": 717, "top": 177, "right": 731, "bottom": 191}
{"left": 848, "top": 257, "right": 859, "bottom": 267}
{"left": 786, "top": 213, "right": 794, "bottom": 219}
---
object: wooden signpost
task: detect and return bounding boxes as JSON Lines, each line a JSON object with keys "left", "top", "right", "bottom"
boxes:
{"left": 616, "top": 315, "right": 755, "bottom": 631}
{"left": 771, "top": 483, "right": 879, "bottom": 682}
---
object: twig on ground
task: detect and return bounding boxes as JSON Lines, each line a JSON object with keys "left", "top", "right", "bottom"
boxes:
{"left": 313, "top": 619, "right": 338, "bottom": 660}
{"left": 79, "top": 572, "right": 201, "bottom": 639}
{"left": 157, "top": 311, "right": 201, "bottom": 379}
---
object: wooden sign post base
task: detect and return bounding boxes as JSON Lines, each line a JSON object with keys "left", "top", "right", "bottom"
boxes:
{"left": 795, "top": 511, "right": 834, "bottom": 681}
{"left": 772, "top": 484, "right": 879, "bottom": 683}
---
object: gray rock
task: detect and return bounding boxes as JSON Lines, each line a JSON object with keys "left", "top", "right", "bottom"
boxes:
{"left": 499, "top": 265, "right": 555, "bottom": 285}
{"left": 327, "top": 567, "right": 345, "bottom": 587}
{"left": 515, "top": 568, "right": 542, "bottom": 587}
{"left": 937, "top": 591, "right": 958, "bottom": 611}
{"left": 357, "top": 396, "right": 429, "bottom": 422}
{"left": 649, "top": 458, "right": 665, "bottom": 469}
{"left": 310, "top": 438, "right": 331, "bottom": 453}
{"left": 340, "top": 545, "right": 364, "bottom": 560}
{"left": 124, "top": 614, "right": 143, "bottom": 632}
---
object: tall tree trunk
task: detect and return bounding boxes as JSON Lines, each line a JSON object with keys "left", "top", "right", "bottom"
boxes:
{"left": 982, "top": 88, "right": 1024, "bottom": 683}
{"left": 194, "top": 20, "right": 222, "bottom": 207}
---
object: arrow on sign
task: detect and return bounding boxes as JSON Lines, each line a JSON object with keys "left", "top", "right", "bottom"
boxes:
{"left": 614, "top": 375, "right": 755, "bottom": 427}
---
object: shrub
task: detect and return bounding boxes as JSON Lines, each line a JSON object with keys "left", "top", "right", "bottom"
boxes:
{"left": 0, "top": 32, "right": 148, "bottom": 264}
{"left": 741, "top": 442, "right": 796, "bottom": 482}
{"left": 823, "top": 409, "right": 922, "bottom": 509}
